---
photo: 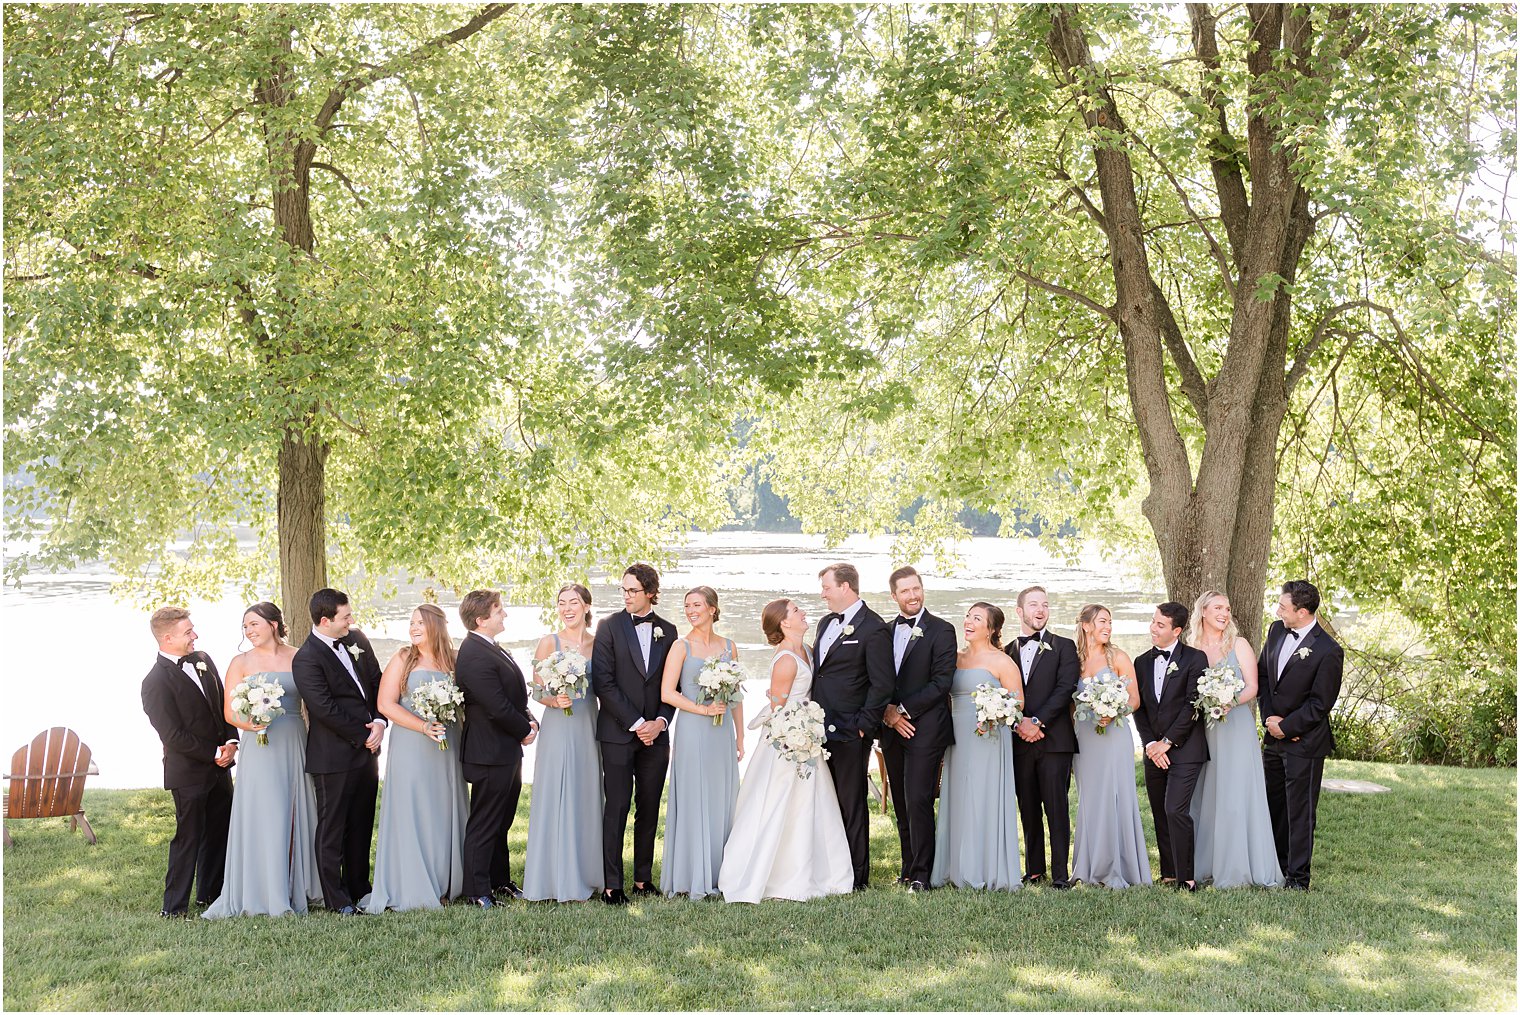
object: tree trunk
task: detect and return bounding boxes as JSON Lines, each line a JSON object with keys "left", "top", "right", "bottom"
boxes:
{"left": 279, "top": 430, "right": 328, "bottom": 643}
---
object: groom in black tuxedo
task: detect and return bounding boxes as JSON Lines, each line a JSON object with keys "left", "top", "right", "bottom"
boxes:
{"left": 455, "top": 588, "right": 538, "bottom": 908}
{"left": 811, "top": 562, "right": 894, "bottom": 890}
{"left": 877, "top": 566, "right": 956, "bottom": 893}
{"left": 1006, "top": 585, "right": 1080, "bottom": 889}
{"left": 1133, "top": 601, "right": 1209, "bottom": 891}
{"left": 592, "top": 563, "right": 679, "bottom": 904}
{"left": 1258, "top": 579, "right": 1343, "bottom": 891}
{"left": 292, "top": 588, "right": 386, "bottom": 915}
{"left": 140, "top": 607, "right": 238, "bottom": 917}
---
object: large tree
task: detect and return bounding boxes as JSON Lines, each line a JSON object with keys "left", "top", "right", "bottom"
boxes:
{"left": 3, "top": 4, "right": 810, "bottom": 638}
{"left": 742, "top": 3, "right": 1514, "bottom": 653}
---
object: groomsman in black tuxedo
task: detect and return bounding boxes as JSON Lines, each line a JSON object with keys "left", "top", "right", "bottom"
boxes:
{"left": 1007, "top": 585, "right": 1081, "bottom": 889}
{"left": 292, "top": 588, "right": 386, "bottom": 915}
{"left": 1133, "top": 601, "right": 1209, "bottom": 891}
{"left": 811, "top": 562, "right": 894, "bottom": 890}
{"left": 140, "top": 607, "right": 238, "bottom": 917}
{"left": 455, "top": 589, "right": 538, "bottom": 908}
{"left": 1258, "top": 579, "right": 1343, "bottom": 891}
{"left": 877, "top": 566, "right": 956, "bottom": 893}
{"left": 593, "top": 563, "right": 679, "bottom": 904}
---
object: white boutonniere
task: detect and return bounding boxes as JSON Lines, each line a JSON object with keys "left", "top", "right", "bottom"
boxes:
{"left": 347, "top": 644, "right": 365, "bottom": 660}
{"left": 842, "top": 625, "right": 854, "bottom": 636}
{"left": 653, "top": 628, "right": 664, "bottom": 640}
{"left": 909, "top": 626, "right": 923, "bottom": 640}
{"left": 1296, "top": 646, "right": 1311, "bottom": 660}
{"left": 194, "top": 660, "right": 207, "bottom": 673}
{"left": 1038, "top": 641, "right": 1052, "bottom": 653}
{"left": 1167, "top": 662, "right": 1178, "bottom": 674}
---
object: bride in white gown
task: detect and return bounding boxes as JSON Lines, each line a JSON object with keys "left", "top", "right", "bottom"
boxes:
{"left": 719, "top": 598, "right": 854, "bottom": 903}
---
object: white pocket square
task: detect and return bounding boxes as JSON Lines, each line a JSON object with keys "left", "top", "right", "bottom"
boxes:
{"left": 841, "top": 639, "right": 859, "bottom": 646}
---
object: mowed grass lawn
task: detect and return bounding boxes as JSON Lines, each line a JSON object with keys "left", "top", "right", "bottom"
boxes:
{"left": 3, "top": 760, "right": 1514, "bottom": 1011}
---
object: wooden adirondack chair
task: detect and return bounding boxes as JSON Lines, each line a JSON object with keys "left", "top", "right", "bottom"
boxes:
{"left": 3, "top": 727, "right": 99, "bottom": 846}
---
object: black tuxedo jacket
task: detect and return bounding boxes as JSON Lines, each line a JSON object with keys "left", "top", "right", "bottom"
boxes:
{"left": 811, "top": 602, "right": 894, "bottom": 743}
{"left": 292, "top": 628, "right": 384, "bottom": 775}
{"left": 455, "top": 632, "right": 535, "bottom": 769}
{"left": 592, "top": 609, "right": 679, "bottom": 745}
{"left": 1133, "top": 642, "right": 1209, "bottom": 764}
{"left": 141, "top": 650, "right": 237, "bottom": 791}
{"left": 877, "top": 610, "right": 957, "bottom": 751}
{"left": 1257, "top": 620, "right": 1343, "bottom": 759}
{"left": 1004, "top": 630, "right": 1080, "bottom": 754}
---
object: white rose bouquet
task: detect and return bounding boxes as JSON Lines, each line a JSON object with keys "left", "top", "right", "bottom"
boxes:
{"left": 407, "top": 675, "right": 465, "bottom": 750}
{"left": 695, "top": 657, "right": 745, "bottom": 726}
{"left": 533, "top": 650, "right": 589, "bottom": 716}
{"left": 766, "top": 700, "right": 831, "bottom": 779}
{"left": 1073, "top": 670, "right": 1132, "bottom": 736}
{"left": 230, "top": 676, "right": 286, "bottom": 746}
{"left": 1193, "top": 662, "right": 1246, "bottom": 727}
{"left": 972, "top": 682, "right": 1024, "bottom": 737}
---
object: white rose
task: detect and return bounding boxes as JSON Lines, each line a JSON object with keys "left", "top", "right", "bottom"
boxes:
{"left": 842, "top": 625, "right": 854, "bottom": 636}
{"left": 347, "top": 644, "right": 364, "bottom": 659}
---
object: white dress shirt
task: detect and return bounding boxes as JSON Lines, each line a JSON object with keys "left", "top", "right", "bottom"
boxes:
{"left": 628, "top": 613, "right": 661, "bottom": 733}
{"left": 313, "top": 629, "right": 365, "bottom": 695}
{"left": 1276, "top": 621, "right": 1316, "bottom": 680}
{"left": 1153, "top": 639, "right": 1179, "bottom": 701}
{"left": 892, "top": 610, "right": 924, "bottom": 673}
{"left": 1017, "top": 631, "right": 1043, "bottom": 682}
{"left": 818, "top": 598, "right": 865, "bottom": 663}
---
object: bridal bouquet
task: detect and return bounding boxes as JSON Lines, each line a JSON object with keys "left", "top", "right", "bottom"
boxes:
{"left": 695, "top": 657, "right": 745, "bottom": 726}
{"left": 1073, "top": 670, "right": 1132, "bottom": 736}
{"left": 1193, "top": 662, "right": 1245, "bottom": 727}
{"left": 766, "top": 700, "right": 831, "bottom": 779}
{"left": 407, "top": 676, "right": 465, "bottom": 750}
{"left": 533, "top": 650, "right": 589, "bottom": 716}
{"left": 972, "top": 682, "right": 1024, "bottom": 737}
{"left": 230, "top": 677, "right": 286, "bottom": 746}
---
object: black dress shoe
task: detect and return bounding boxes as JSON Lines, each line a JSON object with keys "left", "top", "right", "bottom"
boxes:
{"left": 906, "top": 880, "right": 928, "bottom": 894}
{"left": 492, "top": 881, "right": 525, "bottom": 900}
{"left": 1021, "top": 873, "right": 1046, "bottom": 886}
{"left": 1179, "top": 880, "right": 1198, "bottom": 893}
{"left": 159, "top": 909, "right": 190, "bottom": 920}
{"left": 894, "top": 875, "right": 909, "bottom": 885}
{"left": 603, "top": 888, "right": 629, "bottom": 905}
{"left": 629, "top": 883, "right": 659, "bottom": 897}
{"left": 1050, "top": 879, "right": 1073, "bottom": 891}
{"left": 467, "top": 895, "right": 495, "bottom": 908}
{"left": 334, "top": 904, "right": 363, "bottom": 916}
{"left": 1157, "top": 877, "right": 1177, "bottom": 887}
{"left": 1285, "top": 880, "right": 1309, "bottom": 892}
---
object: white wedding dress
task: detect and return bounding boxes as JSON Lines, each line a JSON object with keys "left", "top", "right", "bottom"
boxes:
{"left": 718, "top": 649, "right": 854, "bottom": 903}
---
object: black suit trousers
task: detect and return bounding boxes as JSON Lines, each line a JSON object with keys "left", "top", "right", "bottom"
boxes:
{"left": 1013, "top": 747, "right": 1073, "bottom": 883}
{"left": 163, "top": 772, "right": 232, "bottom": 913}
{"left": 827, "top": 734, "right": 872, "bottom": 888}
{"left": 1144, "top": 758, "right": 1203, "bottom": 883}
{"left": 1263, "top": 749, "right": 1324, "bottom": 886}
{"left": 311, "top": 762, "right": 378, "bottom": 910}
{"left": 462, "top": 760, "right": 523, "bottom": 897}
{"left": 882, "top": 735, "right": 945, "bottom": 884}
{"left": 601, "top": 738, "right": 669, "bottom": 889}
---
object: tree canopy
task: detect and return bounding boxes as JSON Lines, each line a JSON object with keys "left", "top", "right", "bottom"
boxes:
{"left": 5, "top": 3, "right": 1513, "bottom": 664}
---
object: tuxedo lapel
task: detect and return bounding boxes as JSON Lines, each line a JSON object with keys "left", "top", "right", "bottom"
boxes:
{"left": 897, "top": 615, "right": 923, "bottom": 670}
{"left": 621, "top": 610, "right": 648, "bottom": 679}
{"left": 1023, "top": 636, "right": 1048, "bottom": 689}
{"left": 645, "top": 614, "right": 671, "bottom": 681}
{"left": 1278, "top": 625, "right": 1321, "bottom": 683}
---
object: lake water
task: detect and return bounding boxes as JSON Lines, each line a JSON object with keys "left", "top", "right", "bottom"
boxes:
{"left": 2, "top": 531, "right": 1172, "bottom": 789}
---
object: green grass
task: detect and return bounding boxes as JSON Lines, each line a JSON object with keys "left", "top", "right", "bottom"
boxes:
{"left": 3, "top": 760, "right": 1514, "bottom": 1011}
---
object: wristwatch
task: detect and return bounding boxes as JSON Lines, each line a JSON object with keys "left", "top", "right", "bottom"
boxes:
{"left": 1161, "top": 737, "right": 1173, "bottom": 747}
{"left": 1030, "top": 717, "right": 1044, "bottom": 728}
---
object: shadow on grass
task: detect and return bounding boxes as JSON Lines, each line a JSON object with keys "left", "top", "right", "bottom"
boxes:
{"left": 3, "top": 761, "right": 1514, "bottom": 1010}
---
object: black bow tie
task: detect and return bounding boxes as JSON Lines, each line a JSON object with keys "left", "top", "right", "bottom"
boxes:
{"left": 177, "top": 654, "right": 197, "bottom": 667}
{"left": 631, "top": 615, "right": 654, "bottom": 627}
{"left": 1018, "top": 634, "right": 1042, "bottom": 647}
{"left": 895, "top": 615, "right": 918, "bottom": 628}
{"left": 1156, "top": 648, "right": 1173, "bottom": 662}
{"left": 824, "top": 612, "right": 843, "bottom": 626}
{"left": 1285, "top": 628, "right": 1302, "bottom": 640}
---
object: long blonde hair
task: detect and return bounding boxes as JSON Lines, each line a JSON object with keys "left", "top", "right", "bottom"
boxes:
{"left": 400, "top": 603, "right": 458, "bottom": 677}
{"left": 1187, "top": 590, "right": 1238, "bottom": 650}
{"left": 1074, "top": 603, "right": 1116, "bottom": 671}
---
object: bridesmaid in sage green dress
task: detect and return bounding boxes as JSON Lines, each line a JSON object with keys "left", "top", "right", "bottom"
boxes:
{"left": 1188, "top": 591, "right": 1284, "bottom": 888}
{"left": 361, "top": 604, "right": 468, "bottom": 913}
{"left": 659, "top": 587, "right": 743, "bottom": 898}
{"left": 523, "top": 583, "right": 604, "bottom": 902}
{"left": 931, "top": 603, "right": 1023, "bottom": 891}
{"left": 204, "top": 602, "right": 322, "bottom": 919}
